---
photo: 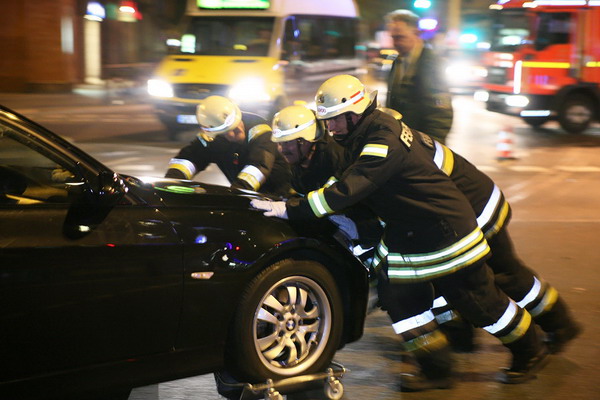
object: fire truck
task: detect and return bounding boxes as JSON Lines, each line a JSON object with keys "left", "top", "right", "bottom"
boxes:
{"left": 479, "top": 0, "right": 600, "bottom": 133}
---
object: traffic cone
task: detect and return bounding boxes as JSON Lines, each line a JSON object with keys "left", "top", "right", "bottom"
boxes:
{"left": 496, "top": 127, "right": 517, "bottom": 160}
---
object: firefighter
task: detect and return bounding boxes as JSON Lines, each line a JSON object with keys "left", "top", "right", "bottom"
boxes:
{"left": 380, "top": 106, "right": 582, "bottom": 354}
{"left": 270, "top": 104, "right": 382, "bottom": 251}
{"left": 270, "top": 104, "right": 344, "bottom": 195}
{"left": 251, "top": 75, "right": 549, "bottom": 390}
{"left": 165, "top": 95, "right": 291, "bottom": 197}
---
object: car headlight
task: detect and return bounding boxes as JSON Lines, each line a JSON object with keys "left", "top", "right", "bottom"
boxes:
{"left": 147, "top": 79, "right": 174, "bottom": 98}
{"left": 228, "top": 78, "right": 271, "bottom": 102}
{"left": 505, "top": 95, "right": 529, "bottom": 108}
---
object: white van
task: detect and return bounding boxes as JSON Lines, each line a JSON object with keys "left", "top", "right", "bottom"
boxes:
{"left": 147, "top": 0, "right": 363, "bottom": 138}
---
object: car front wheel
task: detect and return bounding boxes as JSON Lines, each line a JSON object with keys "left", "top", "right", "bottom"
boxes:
{"left": 227, "top": 259, "right": 343, "bottom": 383}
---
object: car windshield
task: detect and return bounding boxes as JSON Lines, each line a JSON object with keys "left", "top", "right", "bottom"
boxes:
{"left": 179, "top": 16, "right": 275, "bottom": 57}
{"left": 489, "top": 9, "right": 529, "bottom": 52}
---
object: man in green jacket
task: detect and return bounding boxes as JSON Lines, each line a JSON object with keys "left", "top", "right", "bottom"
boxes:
{"left": 385, "top": 9, "right": 453, "bottom": 143}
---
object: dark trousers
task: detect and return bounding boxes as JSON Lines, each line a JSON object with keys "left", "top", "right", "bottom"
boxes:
{"left": 378, "top": 261, "right": 510, "bottom": 329}
{"left": 487, "top": 227, "right": 538, "bottom": 302}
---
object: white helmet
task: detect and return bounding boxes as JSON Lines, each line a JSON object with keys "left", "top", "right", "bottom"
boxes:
{"left": 271, "top": 105, "right": 319, "bottom": 143}
{"left": 315, "top": 75, "right": 372, "bottom": 120}
{"left": 196, "top": 96, "right": 242, "bottom": 136}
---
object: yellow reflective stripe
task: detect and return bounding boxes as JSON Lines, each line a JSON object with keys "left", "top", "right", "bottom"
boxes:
{"left": 485, "top": 200, "right": 510, "bottom": 238}
{"left": 402, "top": 330, "right": 448, "bottom": 354}
{"left": 237, "top": 165, "right": 265, "bottom": 191}
{"left": 498, "top": 310, "right": 532, "bottom": 344}
{"left": 477, "top": 185, "right": 502, "bottom": 228}
{"left": 586, "top": 61, "right": 600, "bottom": 67}
{"left": 436, "top": 310, "right": 459, "bottom": 324}
{"left": 324, "top": 176, "right": 338, "bottom": 188}
{"left": 237, "top": 173, "right": 260, "bottom": 190}
{"left": 167, "top": 158, "right": 195, "bottom": 179}
{"left": 371, "top": 240, "right": 389, "bottom": 271}
{"left": 307, "top": 188, "right": 333, "bottom": 217}
{"left": 484, "top": 301, "right": 518, "bottom": 334}
{"left": 530, "top": 286, "right": 558, "bottom": 317}
{"left": 522, "top": 61, "right": 570, "bottom": 68}
{"left": 440, "top": 144, "right": 454, "bottom": 175}
{"left": 387, "top": 240, "right": 490, "bottom": 280}
{"left": 517, "top": 277, "right": 542, "bottom": 308}
{"left": 360, "top": 144, "right": 388, "bottom": 158}
{"left": 393, "top": 228, "right": 484, "bottom": 265}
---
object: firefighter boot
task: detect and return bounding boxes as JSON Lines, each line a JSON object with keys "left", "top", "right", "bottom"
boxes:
{"left": 399, "top": 345, "right": 455, "bottom": 392}
{"left": 500, "top": 324, "right": 550, "bottom": 384}
{"left": 533, "top": 297, "right": 582, "bottom": 354}
{"left": 440, "top": 318, "right": 477, "bottom": 353}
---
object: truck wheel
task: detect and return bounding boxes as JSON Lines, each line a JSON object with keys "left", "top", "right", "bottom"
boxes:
{"left": 558, "top": 94, "right": 595, "bottom": 134}
{"left": 226, "top": 259, "right": 343, "bottom": 383}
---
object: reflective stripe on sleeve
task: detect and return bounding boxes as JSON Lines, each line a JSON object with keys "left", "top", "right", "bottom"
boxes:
{"left": 323, "top": 176, "right": 338, "bottom": 188}
{"left": 237, "top": 165, "right": 265, "bottom": 191}
{"left": 307, "top": 187, "right": 334, "bottom": 217}
{"left": 167, "top": 158, "right": 196, "bottom": 179}
{"left": 392, "top": 310, "right": 436, "bottom": 335}
{"left": 371, "top": 240, "right": 389, "bottom": 271}
{"left": 516, "top": 277, "right": 542, "bottom": 309}
{"left": 360, "top": 144, "right": 388, "bottom": 158}
{"left": 433, "top": 141, "right": 454, "bottom": 175}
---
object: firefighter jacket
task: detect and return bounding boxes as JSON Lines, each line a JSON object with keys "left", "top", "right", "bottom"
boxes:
{"left": 416, "top": 131, "right": 512, "bottom": 240}
{"left": 289, "top": 134, "right": 383, "bottom": 247}
{"left": 286, "top": 106, "right": 490, "bottom": 282}
{"left": 165, "top": 112, "right": 291, "bottom": 197}
{"left": 386, "top": 43, "right": 453, "bottom": 144}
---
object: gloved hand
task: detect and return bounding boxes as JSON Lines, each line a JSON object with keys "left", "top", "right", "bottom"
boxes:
{"left": 328, "top": 214, "right": 359, "bottom": 241}
{"left": 250, "top": 199, "right": 288, "bottom": 219}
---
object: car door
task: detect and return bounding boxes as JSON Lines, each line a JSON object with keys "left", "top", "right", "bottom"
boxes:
{"left": 0, "top": 122, "right": 183, "bottom": 382}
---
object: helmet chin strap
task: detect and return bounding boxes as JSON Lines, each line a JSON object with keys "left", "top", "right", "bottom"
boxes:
{"left": 333, "top": 113, "right": 356, "bottom": 144}
{"left": 296, "top": 140, "right": 316, "bottom": 167}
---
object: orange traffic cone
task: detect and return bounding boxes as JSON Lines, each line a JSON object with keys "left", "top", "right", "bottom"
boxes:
{"left": 496, "top": 127, "right": 517, "bottom": 160}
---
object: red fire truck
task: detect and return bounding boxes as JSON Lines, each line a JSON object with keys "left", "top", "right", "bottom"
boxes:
{"left": 480, "top": 0, "right": 600, "bottom": 133}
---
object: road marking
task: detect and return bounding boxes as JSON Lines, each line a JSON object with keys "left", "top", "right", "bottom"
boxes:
{"left": 556, "top": 166, "right": 600, "bottom": 172}
{"left": 508, "top": 165, "right": 550, "bottom": 173}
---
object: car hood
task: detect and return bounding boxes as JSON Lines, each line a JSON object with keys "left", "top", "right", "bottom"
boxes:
{"left": 124, "top": 176, "right": 267, "bottom": 208}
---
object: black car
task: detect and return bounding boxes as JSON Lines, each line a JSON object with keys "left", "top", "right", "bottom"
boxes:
{"left": 0, "top": 105, "right": 370, "bottom": 399}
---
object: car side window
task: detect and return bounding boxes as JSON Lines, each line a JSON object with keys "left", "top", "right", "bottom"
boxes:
{"left": 0, "top": 130, "right": 82, "bottom": 205}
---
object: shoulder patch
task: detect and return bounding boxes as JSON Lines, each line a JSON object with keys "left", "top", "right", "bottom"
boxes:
{"left": 248, "top": 124, "right": 272, "bottom": 141}
{"left": 418, "top": 131, "right": 434, "bottom": 149}
{"left": 400, "top": 123, "right": 413, "bottom": 149}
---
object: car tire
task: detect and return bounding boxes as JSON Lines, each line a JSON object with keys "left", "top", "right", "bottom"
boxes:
{"left": 226, "top": 259, "right": 343, "bottom": 383}
{"left": 558, "top": 93, "right": 595, "bottom": 134}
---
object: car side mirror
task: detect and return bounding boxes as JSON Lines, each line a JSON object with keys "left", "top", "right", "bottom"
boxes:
{"left": 63, "top": 171, "right": 127, "bottom": 239}
{"left": 95, "top": 170, "right": 127, "bottom": 207}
